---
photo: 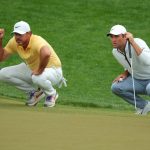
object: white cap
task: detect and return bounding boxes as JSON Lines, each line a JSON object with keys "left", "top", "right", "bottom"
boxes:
{"left": 107, "top": 25, "right": 127, "bottom": 36}
{"left": 12, "top": 21, "right": 31, "bottom": 34}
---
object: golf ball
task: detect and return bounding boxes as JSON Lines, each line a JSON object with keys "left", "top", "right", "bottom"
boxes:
{"left": 119, "top": 78, "right": 123, "bottom": 82}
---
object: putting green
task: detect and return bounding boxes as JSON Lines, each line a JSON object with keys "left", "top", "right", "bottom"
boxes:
{"left": 0, "top": 97, "right": 150, "bottom": 150}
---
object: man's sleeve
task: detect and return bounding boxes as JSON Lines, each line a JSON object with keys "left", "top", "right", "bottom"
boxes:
{"left": 4, "top": 37, "right": 17, "bottom": 54}
{"left": 136, "top": 38, "right": 150, "bottom": 65}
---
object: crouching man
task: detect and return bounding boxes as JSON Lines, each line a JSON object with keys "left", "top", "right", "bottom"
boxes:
{"left": 0, "top": 21, "right": 67, "bottom": 107}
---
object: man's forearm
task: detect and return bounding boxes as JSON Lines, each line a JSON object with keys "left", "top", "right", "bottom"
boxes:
{"left": 38, "top": 56, "right": 49, "bottom": 74}
{"left": 129, "top": 39, "right": 143, "bottom": 56}
{"left": 0, "top": 39, "right": 4, "bottom": 61}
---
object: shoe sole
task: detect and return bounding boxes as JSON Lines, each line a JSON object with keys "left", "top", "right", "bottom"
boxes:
{"left": 44, "top": 93, "right": 58, "bottom": 107}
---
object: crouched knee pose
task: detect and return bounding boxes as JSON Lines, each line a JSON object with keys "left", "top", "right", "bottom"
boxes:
{"left": 107, "top": 24, "right": 150, "bottom": 115}
{"left": 0, "top": 21, "right": 67, "bottom": 107}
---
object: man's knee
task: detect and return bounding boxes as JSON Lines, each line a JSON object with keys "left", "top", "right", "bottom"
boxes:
{"left": 111, "top": 82, "right": 123, "bottom": 94}
{"left": 32, "top": 75, "right": 40, "bottom": 85}
{"left": 146, "top": 84, "right": 150, "bottom": 95}
{"left": 0, "top": 68, "right": 11, "bottom": 81}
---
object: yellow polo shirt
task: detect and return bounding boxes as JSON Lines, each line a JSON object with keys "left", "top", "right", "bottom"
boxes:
{"left": 4, "top": 34, "right": 61, "bottom": 70}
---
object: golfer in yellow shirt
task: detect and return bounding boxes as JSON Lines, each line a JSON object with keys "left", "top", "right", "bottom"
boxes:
{"left": 0, "top": 21, "right": 67, "bottom": 107}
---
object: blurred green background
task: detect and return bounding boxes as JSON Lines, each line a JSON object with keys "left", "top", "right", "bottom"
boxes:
{"left": 1, "top": 0, "right": 150, "bottom": 110}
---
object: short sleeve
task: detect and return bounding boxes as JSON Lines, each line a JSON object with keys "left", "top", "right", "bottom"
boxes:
{"left": 4, "top": 37, "right": 17, "bottom": 54}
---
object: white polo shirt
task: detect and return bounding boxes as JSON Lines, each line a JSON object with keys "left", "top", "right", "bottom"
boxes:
{"left": 112, "top": 38, "right": 150, "bottom": 79}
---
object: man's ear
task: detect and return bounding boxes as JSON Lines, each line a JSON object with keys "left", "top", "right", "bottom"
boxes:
{"left": 122, "top": 34, "right": 126, "bottom": 38}
{"left": 123, "top": 34, "right": 128, "bottom": 40}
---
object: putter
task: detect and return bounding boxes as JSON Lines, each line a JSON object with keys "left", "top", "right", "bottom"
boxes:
{"left": 128, "top": 40, "right": 137, "bottom": 110}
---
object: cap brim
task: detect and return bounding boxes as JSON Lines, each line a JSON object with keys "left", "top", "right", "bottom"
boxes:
{"left": 106, "top": 32, "right": 123, "bottom": 36}
{"left": 107, "top": 33, "right": 111, "bottom": 36}
{"left": 12, "top": 30, "right": 26, "bottom": 35}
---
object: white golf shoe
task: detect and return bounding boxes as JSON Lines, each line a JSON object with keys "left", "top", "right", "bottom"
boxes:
{"left": 44, "top": 93, "right": 58, "bottom": 107}
{"left": 141, "top": 102, "right": 150, "bottom": 115}
{"left": 26, "top": 89, "right": 45, "bottom": 106}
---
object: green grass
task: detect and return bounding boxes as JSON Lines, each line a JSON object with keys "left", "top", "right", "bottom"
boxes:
{"left": 1, "top": 98, "right": 150, "bottom": 150}
{"left": 1, "top": 0, "right": 150, "bottom": 110}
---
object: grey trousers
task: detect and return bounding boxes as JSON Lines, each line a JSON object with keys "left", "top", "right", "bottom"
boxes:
{"left": 111, "top": 75, "right": 150, "bottom": 109}
{"left": 0, "top": 63, "right": 64, "bottom": 96}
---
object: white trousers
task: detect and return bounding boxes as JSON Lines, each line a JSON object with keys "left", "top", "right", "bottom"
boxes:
{"left": 0, "top": 63, "right": 64, "bottom": 96}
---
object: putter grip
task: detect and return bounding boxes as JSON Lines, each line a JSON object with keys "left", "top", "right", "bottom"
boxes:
{"left": 128, "top": 40, "right": 132, "bottom": 58}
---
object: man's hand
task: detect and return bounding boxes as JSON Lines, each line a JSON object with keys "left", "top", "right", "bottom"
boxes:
{"left": 113, "top": 74, "right": 126, "bottom": 83}
{"left": 125, "top": 32, "right": 134, "bottom": 43}
{"left": 0, "top": 29, "right": 5, "bottom": 39}
{"left": 125, "top": 32, "right": 143, "bottom": 56}
{"left": 0, "top": 28, "right": 11, "bottom": 61}
{"left": 113, "top": 70, "right": 129, "bottom": 83}
{"left": 32, "top": 70, "right": 43, "bottom": 75}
